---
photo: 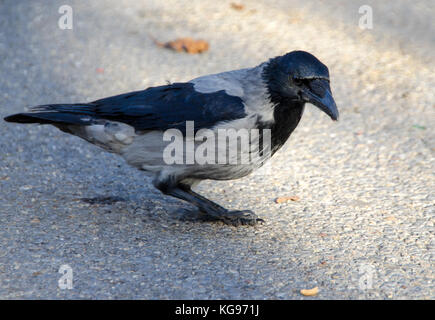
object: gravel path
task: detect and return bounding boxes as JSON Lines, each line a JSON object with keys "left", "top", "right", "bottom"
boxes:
{"left": 0, "top": 0, "right": 433, "bottom": 299}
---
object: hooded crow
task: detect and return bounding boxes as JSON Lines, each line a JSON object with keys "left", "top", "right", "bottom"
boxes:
{"left": 4, "top": 51, "right": 338, "bottom": 226}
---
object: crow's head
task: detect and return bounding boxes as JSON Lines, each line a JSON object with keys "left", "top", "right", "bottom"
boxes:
{"left": 263, "top": 51, "right": 338, "bottom": 120}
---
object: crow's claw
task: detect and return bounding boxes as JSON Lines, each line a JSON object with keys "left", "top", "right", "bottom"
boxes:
{"left": 220, "top": 210, "right": 264, "bottom": 226}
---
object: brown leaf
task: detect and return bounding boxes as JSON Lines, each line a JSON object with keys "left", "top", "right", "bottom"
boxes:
{"left": 300, "top": 286, "right": 319, "bottom": 296}
{"left": 275, "top": 196, "right": 300, "bottom": 203}
{"left": 384, "top": 216, "right": 397, "bottom": 222}
{"left": 157, "top": 37, "right": 209, "bottom": 54}
{"left": 30, "top": 217, "right": 40, "bottom": 224}
{"left": 230, "top": 3, "right": 245, "bottom": 11}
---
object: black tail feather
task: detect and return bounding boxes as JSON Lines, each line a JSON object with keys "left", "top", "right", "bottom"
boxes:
{"left": 4, "top": 104, "right": 97, "bottom": 126}
{"left": 4, "top": 112, "right": 94, "bottom": 125}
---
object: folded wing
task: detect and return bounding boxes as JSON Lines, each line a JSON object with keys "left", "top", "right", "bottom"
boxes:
{"left": 4, "top": 82, "right": 246, "bottom": 133}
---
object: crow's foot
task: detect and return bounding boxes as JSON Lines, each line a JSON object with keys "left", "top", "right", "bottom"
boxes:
{"left": 216, "top": 210, "right": 264, "bottom": 226}
{"left": 175, "top": 208, "right": 264, "bottom": 226}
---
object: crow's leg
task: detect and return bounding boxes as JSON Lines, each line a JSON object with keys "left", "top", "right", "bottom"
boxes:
{"left": 169, "top": 185, "right": 263, "bottom": 226}
{"left": 155, "top": 180, "right": 263, "bottom": 226}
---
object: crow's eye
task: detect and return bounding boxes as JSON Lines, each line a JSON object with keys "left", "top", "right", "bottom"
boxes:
{"left": 293, "top": 78, "right": 303, "bottom": 86}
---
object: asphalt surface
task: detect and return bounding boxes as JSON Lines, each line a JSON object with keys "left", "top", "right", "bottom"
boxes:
{"left": 0, "top": 0, "right": 433, "bottom": 299}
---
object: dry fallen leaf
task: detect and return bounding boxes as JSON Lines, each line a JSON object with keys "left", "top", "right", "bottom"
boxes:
{"left": 30, "top": 217, "right": 40, "bottom": 224}
{"left": 384, "top": 216, "right": 397, "bottom": 222}
{"left": 300, "top": 286, "right": 319, "bottom": 296}
{"left": 275, "top": 196, "right": 300, "bottom": 203}
{"left": 156, "top": 37, "right": 209, "bottom": 54}
{"left": 231, "top": 3, "right": 245, "bottom": 11}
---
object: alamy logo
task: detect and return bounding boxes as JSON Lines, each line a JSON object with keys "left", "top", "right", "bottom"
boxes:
{"left": 358, "top": 5, "right": 373, "bottom": 30}
{"left": 58, "top": 264, "right": 73, "bottom": 290}
{"left": 358, "top": 264, "right": 375, "bottom": 290}
{"left": 58, "top": 5, "right": 73, "bottom": 30}
{"left": 162, "top": 121, "right": 272, "bottom": 166}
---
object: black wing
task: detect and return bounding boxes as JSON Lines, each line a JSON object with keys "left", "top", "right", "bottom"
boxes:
{"left": 5, "top": 82, "right": 246, "bottom": 133}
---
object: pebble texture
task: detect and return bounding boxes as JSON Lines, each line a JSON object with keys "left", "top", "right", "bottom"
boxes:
{"left": 0, "top": 0, "right": 433, "bottom": 299}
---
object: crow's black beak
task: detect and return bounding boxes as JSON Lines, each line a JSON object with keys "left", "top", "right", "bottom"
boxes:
{"left": 302, "top": 79, "right": 339, "bottom": 121}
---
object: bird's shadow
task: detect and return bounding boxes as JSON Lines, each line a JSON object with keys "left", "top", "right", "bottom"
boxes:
{"left": 79, "top": 196, "right": 127, "bottom": 205}
{"left": 76, "top": 195, "right": 218, "bottom": 225}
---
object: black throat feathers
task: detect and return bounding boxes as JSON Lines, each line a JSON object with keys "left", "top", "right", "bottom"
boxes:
{"left": 259, "top": 60, "right": 305, "bottom": 154}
